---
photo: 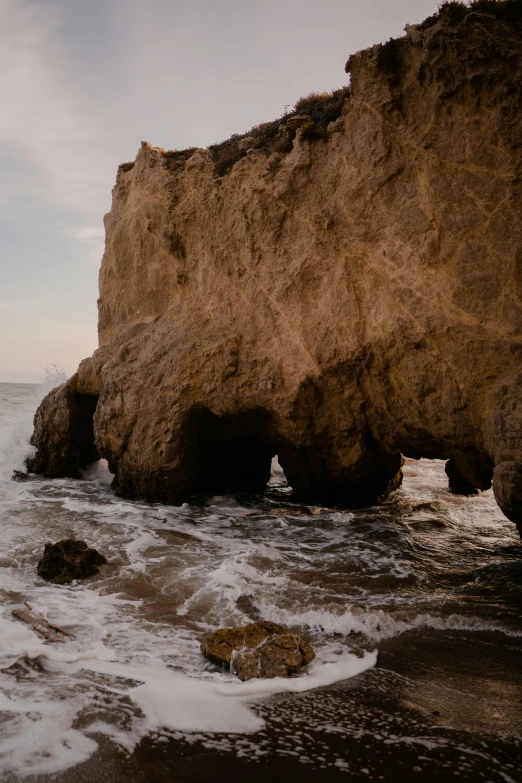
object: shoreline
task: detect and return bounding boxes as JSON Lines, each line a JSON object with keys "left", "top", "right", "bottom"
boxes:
{"left": 12, "top": 627, "right": 522, "bottom": 783}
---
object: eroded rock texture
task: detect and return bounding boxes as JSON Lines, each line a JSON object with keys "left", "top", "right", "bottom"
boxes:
{"left": 201, "top": 621, "right": 315, "bottom": 681}
{"left": 28, "top": 5, "right": 522, "bottom": 534}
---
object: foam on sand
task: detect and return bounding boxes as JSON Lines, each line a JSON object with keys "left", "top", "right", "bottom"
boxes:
{"left": 0, "top": 606, "right": 376, "bottom": 777}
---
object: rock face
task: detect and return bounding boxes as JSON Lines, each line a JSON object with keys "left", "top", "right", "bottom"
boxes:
{"left": 201, "top": 621, "right": 315, "bottom": 681}
{"left": 37, "top": 539, "right": 107, "bottom": 584}
{"left": 28, "top": 4, "right": 522, "bottom": 537}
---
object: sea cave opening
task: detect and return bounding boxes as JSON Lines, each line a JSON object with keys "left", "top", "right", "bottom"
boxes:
{"left": 192, "top": 408, "right": 288, "bottom": 496}
{"left": 76, "top": 393, "right": 100, "bottom": 470}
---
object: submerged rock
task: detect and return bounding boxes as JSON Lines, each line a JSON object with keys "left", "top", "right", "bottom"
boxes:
{"left": 12, "top": 470, "right": 29, "bottom": 482}
{"left": 201, "top": 621, "right": 315, "bottom": 681}
{"left": 26, "top": 6, "right": 522, "bottom": 539}
{"left": 37, "top": 539, "right": 107, "bottom": 584}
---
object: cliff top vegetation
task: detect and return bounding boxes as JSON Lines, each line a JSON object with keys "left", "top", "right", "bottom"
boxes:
{"left": 419, "top": 0, "right": 522, "bottom": 31}
{"left": 119, "top": 0, "right": 521, "bottom": 180}
{"left": 208, "top": 86, "right": 351, "bottom": 177}
{"left": 116, "top": 87, "right": 350, "bottom": 180}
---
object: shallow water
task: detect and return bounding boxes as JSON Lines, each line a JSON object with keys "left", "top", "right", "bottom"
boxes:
{"left": 0, "top": 382, "right": 521, "bottom": 781}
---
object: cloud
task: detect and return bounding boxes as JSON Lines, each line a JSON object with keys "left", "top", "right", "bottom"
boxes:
{"left": 25, "top": 317, "right": 96, "bottom": 345}
{"left": 0, "top": 307, "right": 97, "bottom": 383}
{"left": 75, "top": 226, "right": 105, "bottom": 240}
{"left": 0, "top": 0, "right": 117, "bottom": 217}
{"left": 73, "top": 226, "right": 105, "bottom": 265}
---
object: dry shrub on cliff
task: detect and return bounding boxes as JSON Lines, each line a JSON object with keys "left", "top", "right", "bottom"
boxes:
{"left": 210, "top": 135, "right": 247, "bottom": 178}
{"left": 163, "top": 148, "right": 197, "bottom": 159}
{"left": 210, "top": 120, "right": 281, "bottom": 177}
{"left": 209, "top": 86, "right": 350, "bottom": 177}
{"left": 118, "top": 161, "right": 135, "bottom": 173}
{"left": 293, "top": 86, "right": 351, "bottom": 140}
{"left": 293, "top": 91, "right": 330, "bottom": 112}
{"left": 418, "top": 1, "right": 465, "bottom": 29}
{"left": 293, "top": 86, "right": 350, "bottom": 115}
{"left": 376, "top": 37, "right": 402, "bottom": 80}
{"left": 162, "top": 147, "right": 198, "bottom": 172}
{"left": 470, "top": 0, "right": 522, "bottom": 26}
{"left": 419, "top": 0, "right": 522, "bottom": 31}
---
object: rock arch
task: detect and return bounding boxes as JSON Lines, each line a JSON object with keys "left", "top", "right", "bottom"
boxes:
{"left": 25, "top": 6, "right": 522, "bottom": 538}
{"left": 191, "top": 407, "right": 276, "bottom": 495}
{"left": 27, "top": 378, "right": 99, "bottom": 478}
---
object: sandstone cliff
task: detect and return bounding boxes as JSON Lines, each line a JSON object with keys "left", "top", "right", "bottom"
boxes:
{"left": 28, "top": 3, "right": 522, "bottom": 537}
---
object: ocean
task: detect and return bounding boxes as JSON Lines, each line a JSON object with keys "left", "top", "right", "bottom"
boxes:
{"left": 0, "top": 381, "right": 521, "bottom": 781}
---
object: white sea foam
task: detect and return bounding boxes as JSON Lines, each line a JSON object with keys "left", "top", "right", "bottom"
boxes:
{"left": 80, "top": 458, "right": 114, "bottom": 484}
{"left": 177, "top": 555, "right": 289, "bottom": 621}
{"left": 0, "top": 375, "right": 65, "bottom": 481}
{"left": 0, "top": 401, "right": 35, "bottom": 481}
{"left": 123, "top": 530, "right": 163, "bottom": 572}
{"left": 252, "top": 603, "right": 522, "bottom": 641}
{"left": 0, "top": 387, "right": 520, "bottom": 778}
{"left": 0, "top": 689, "right": 99, "bottom": 778}
{"left": 0, "top": 602, "right": 376, "bottom": 776}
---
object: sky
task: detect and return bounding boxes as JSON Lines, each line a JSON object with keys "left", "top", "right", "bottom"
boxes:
{"left": 0, "top": 0, "right": 442, "bottom": 383}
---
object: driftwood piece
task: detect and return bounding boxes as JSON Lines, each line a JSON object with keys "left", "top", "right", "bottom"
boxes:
{"left": 11, "top": 607, "right": 76, "bottom": 642}
{"left": 45, "top": 620, "right": 76, "bottom": 638}
{"left": 12, "top": 610, "right": 64, "bottom": 642}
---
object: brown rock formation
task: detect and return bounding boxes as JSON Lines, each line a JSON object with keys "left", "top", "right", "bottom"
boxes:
{"left": 28, "top": 4, "right": 522, "bottom": 536}
{"left": 201, "top": 621, "right": 315, "bottom": 680}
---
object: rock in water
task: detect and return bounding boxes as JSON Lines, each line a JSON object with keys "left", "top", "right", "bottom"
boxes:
{"left": 26, "top": 6, "right": 522, "bottom": 539}
{"left": 233, "top": 633, "right": 316, "bottom": 682}
{"left": 201, "top": 621, "right": 315, "bottom": 681}
{"left": 445, "top": 459, "right": 479, "bottom": 496}
{"left": 37, "top": 539, "right": 107, "bottom": 584}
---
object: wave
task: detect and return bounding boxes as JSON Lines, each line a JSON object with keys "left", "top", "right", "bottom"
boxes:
{"left": 253, "top": 603, "right": 522, "bottom": 641}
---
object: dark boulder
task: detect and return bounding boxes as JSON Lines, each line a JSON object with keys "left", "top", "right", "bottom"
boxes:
{"left": 445, "top": 459, "right": 479, "bottom": 496}
{"left": 201, "top": 620, "right": 315, "bottom": 681}
{"left": 37, "top": 539, "right": 107, "bottom": 584}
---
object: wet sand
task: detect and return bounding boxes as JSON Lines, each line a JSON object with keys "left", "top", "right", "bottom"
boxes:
{"left": 15, "top": 628, "right": 522, "bottom": 783}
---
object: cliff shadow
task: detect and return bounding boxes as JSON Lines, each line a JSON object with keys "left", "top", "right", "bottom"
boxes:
{"left": 190, "top": 408, "right": 280, "bottom": 496}
{"left": 76, "top": 393, "right": 100, "bottom": 469}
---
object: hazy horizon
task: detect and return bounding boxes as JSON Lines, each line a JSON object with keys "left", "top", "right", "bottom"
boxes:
{"left": 1, "top": 0, "right": 441, "bottom": 383}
